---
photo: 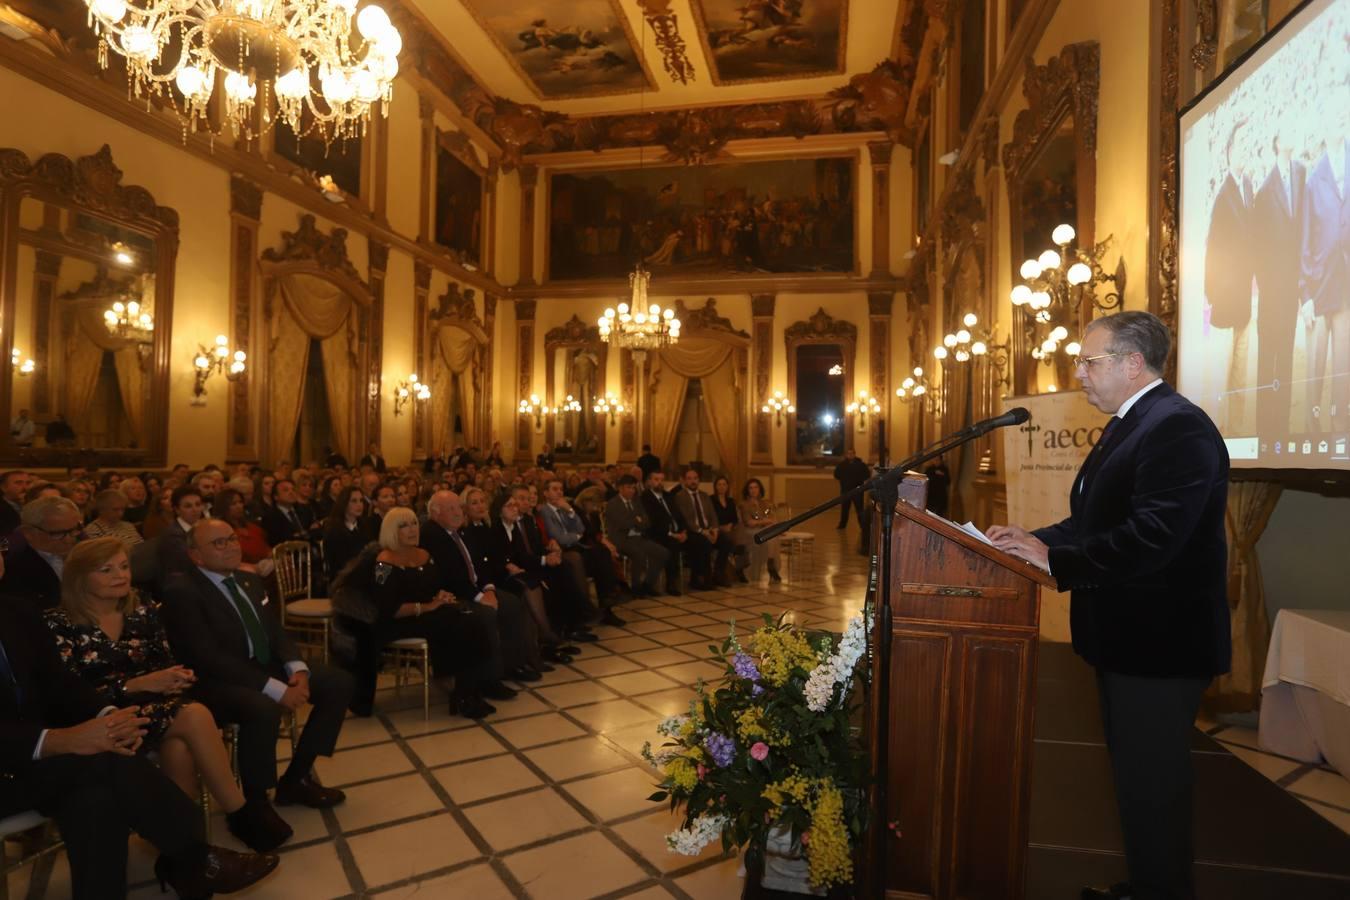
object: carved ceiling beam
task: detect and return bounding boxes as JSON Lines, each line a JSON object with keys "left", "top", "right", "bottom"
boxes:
{"left": 636, "top": 0, "right": 696, "bottom": 85}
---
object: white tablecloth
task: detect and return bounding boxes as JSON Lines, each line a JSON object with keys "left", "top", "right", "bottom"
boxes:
{"left": 1259, "top": 608, "right": 1350, "bottom": 777}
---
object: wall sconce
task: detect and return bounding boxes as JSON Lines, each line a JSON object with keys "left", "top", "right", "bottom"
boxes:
{"left": 517, "top": 394, "right": 555, "bottom": 431}
{"left": 191, "top": 335, "right": 245, "bottom": 406}
{"left": 939, "top": 313, "right": 1012, "bottom": 386}
{"left": 1010, "top": 224, "right": 1125, "bottom": 363}
{"left": 845, "top": 390, "right": 882, "bottom": 430}
{"left": 760, "top": 390, "right": 795, "bottom": 427}
{"left": 10, "top": 348, "right": 34, "bottom": 377}
{"left": 559, "top": 394, "right": 582, "bottom": 413}
{"left": 393, "top": 373, "right": 431, "bottom": 416}
{"left": 593, "top": 393, "right": 626, "bottom": 426}
{"left": 895, "top": 366, "right": 932, "bottom": 406}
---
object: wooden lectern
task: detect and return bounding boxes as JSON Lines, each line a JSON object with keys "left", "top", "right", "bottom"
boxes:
{"left": 864, "top": 476, "right": 1056, "bottom": 900}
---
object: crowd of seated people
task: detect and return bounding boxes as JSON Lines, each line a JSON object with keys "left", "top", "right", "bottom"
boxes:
{"left": 0, "top": 448, "right": 786, "bottom": 897}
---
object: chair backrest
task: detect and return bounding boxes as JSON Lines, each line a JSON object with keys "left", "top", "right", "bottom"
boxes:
{"left": 272, "top": 541, "right": 313, "bottom": 602}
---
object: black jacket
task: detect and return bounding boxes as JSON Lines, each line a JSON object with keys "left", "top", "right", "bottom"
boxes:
{"left": 159, "top": 568, "right": 299, "bottom": 691}
{"left": 1033, "top": 383, "right": 1231, "bottom": 678}
{"left": 0, "top": 544, "right": 63, "bottom": 612}
{"left": 358, "top": 454, "right": 387, "bottom": 473}
{"left": 322, "top": 520, "right": 376, "bottom": 581}
{"left": 261, "top": 504, "right": 314, "bottom": 547}
{"left": 420, "top": 522, "right": 490, "bottom": 602}
{"left": 0, "top": 599, "right": 104, "bottom": 773}
{"left": 641, "top": 488, "right": 687, "bottom": 541}
{"left": 0, "top": 501, "right": 19, "bottom": 537}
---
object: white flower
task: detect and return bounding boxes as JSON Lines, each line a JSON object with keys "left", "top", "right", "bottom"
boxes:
{"left": 657, "top": 714, "right": 688, "bottom": 738}
{"left": 666, "top": 813, "right": 729, "bottom": 855}
{"left": 804, "top": 615, "right": 866, "bottom": 712}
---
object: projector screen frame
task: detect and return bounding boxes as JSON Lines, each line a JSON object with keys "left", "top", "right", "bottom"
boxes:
{"left": 1175, "top": 0, "right": 1350, "bottom": 491}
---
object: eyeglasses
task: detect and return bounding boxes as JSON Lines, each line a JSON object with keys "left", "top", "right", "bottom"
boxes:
{"left": 34, "top": 525, "right": 81, "bottom": 539}
{"left": 206, "top": 533, "right": 240, "bottom": 550}
{"left": 1072, "top": 352, "right": 1125, "bottom": 370}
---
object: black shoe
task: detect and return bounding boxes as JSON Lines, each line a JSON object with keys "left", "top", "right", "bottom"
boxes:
{"left": 274, "top": 776, "right": 346, "bottom": 809}
{"left": 555, "top": 644, "right": 581, "bottom": 655}
{"left": 536, "top": 661, "right": 556, "bottom": 673}
{"left": 482, "top": 681, "right": 518, "bottom": 701}
{"left": 567, "top": 630, "right": 599, "bottom": 643}
{"left": 509, "top": 665, "right": 543, "bottom": 682}
{"left": 1081, "top": 884, "right": 1132, "bottom": 900}
{"left": 452, "top": 695, "right": 496, "bottom": 719}
{"left": 225, "top": 798, "right": 293, "bottom": 853}
{"left": 666, "top": 588, "right": 682, "bottom": 597}
{"left": 768, "top": 567, "right": 783, "bottom": 583}
{"left": 156, "top": 846, "right": 279, "bottom": 898}
{"left": 734, "top": 568, "right": 749, "bottom": 584}
{"left": 600, "top": 610, "right": 627, "bottom": 627}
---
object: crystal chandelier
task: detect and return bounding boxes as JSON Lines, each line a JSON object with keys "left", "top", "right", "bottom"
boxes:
{"left": 82, "top": 0, "right": 402, "bottom": 140}
{"left": 597, "top": 265, "right": 681, "bottom": 351}
{"left": 103, "top": 297, "right": 155, "bottom": 343}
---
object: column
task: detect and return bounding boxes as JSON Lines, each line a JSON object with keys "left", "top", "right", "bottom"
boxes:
{"left": 228, "top": 175, "right": 262, "bottom": 461}
{"left": 367, "top": 241, "right": 389, "bottom": 450}
{"left": 514, "top": 300, "right": 536, "bottom": 463}
{"left": 30, "top": 250, "right": 61, "bottom": 416}
{"left": 418, "top": 94, "right": 435, "bottom": 244}
{"left": 751, "top": 293, "right": 776, "bottom": 465}
{"left": 868, "top": 141, "right": 894, "bottom": 279}
{"left": 518, "top": 164, "right": 539, "bottom": 287}
{"left": 868, "top": 291, "right": 894, "bottom": 462}
{"left": 413, "top": 261, "right": 431, "bottom": 460}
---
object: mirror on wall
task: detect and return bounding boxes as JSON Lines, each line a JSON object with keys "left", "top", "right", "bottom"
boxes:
{"left": 1, "top": 145, "right": 176, "bottom": 467}
{"left": 792, "top": 344, "right": 847, "bottom": 460}
{"left": 544, "top": 315, "right": 606, "bottom": 463}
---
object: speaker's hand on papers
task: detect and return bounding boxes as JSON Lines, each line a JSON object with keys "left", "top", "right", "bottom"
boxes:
{"left": 986, "top": 524, "right": 1049, "bottom": 571}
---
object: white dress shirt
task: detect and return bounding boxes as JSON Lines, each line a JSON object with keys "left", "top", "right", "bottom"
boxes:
{"left": 197, "top": 567, "right": 307, "bottom": 702}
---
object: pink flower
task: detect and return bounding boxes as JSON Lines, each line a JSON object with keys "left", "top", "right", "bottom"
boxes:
{"left": 697, "top": 764, "right": 708, "bottom": 780}
{"left": 750, "top": 742, "right": 769, "bottom": 761}
{"left": 800, "top": 831, "right": 811, "bottom": 846}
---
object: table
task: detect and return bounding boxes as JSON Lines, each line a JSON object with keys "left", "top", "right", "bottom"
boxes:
{"left": 1259, "top": 608, "right": 1350, "bottom": 780}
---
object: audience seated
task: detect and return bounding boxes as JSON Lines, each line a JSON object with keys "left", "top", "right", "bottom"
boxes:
{"left": 0, "top": 549, "right": 279, "bottom": 898}
{"left": 117, "top": 476, "right": 149, "bottom": 528}
{"left": 261, "top": 479, "right": 315, "bottom": 546}
{"left": 672, "top": 469, "right": 730, "bottom": 588}
{"left": 140, "top": 486, "right": 177, "bottom": 541}
{"left": 603, "top": 475, "right": 669, "bottom": 598}
{"left": 45, "top": 537, "right": 292, "bottom": 852}
{"left": 216, "top": 488, "right": 273, "bottom": 577}
{"left": 139, "top": 485, "right": 206, "bottom": 591}
{"left": 540, "top": 479, "right": 623, "bottom": 625}
{"left": 331, "top": 508, "right": 498, "bottom": 718}
{"left": 711, "top": 476, "right": 750, "bottom": 583}
{"left": 497, "top": 493, "right": 586, "bottom": 663}
{"left": 1, "top": 496, "right": 83, "bottom": 610}
{"left": 322, "top": 486, "right": 377, "bottom": 581}
{"left": 84, "top": 490, "right": 144, "bottom": 547}
{"left": 461, "top": 487, "right": 546, "bottom": 678}
{"left": 159, "top": 520, "right": 353, "bottom": 812}
{"left": 739, "top": 478, "right": 783, "bottom": 582}
{"left": 0, "top": 470, "right": 28, "bottom": 536}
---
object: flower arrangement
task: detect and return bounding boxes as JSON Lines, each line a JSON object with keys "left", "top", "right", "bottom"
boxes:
{"left": 644, "top": 613, "right": 869, "bottom": 891}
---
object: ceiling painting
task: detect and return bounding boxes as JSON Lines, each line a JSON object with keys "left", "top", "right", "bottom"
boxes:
{"left": 690, "top": 0, "right": 849, "bottom": 86}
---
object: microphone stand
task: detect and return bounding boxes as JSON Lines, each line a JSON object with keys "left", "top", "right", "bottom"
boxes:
{"left": 754, "top": 418, "right": 1010, "bottom": 895}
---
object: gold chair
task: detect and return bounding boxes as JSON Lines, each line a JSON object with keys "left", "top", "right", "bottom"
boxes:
{"left": 272, "top": 541, "right": 332, "bottom": 663}
{"left": 0, "top": 811, "right": 62, "bottom": 900}
{"left": 385, "top": 637, "right": 430, "bottom": 721}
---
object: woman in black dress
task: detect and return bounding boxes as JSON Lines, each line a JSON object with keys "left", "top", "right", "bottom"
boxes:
{"left": 45, "top": 537, "right": 290, "bottom": 851}
{"left": 332, "top": 507, "right": 496, "bottom": 718}
{"left": 322, "top": 486, "right": 375, "bottom": 581}
{"left": 711, "top": 476, "right": 749, "bottom": 582}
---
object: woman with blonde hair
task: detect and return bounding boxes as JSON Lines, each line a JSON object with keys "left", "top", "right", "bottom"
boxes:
{"left": 45, "top": 537, "right": 293, "bottom": 851}
{"left": 330, "top": 506, "right": 495, "bottom": 718}
{"left": 84, "top": 489, "right": 144, "bottom": 546}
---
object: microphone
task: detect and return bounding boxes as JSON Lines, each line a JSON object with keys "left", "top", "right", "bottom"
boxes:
{"left": 969, "top": 407, "right": 1030, "bottom": 434}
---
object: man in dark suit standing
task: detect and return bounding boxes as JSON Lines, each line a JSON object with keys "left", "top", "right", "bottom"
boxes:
{"left": 833, "top": 449, "right": 871, "bottom": 528}
{"left": 636, "top": 444, "right": 661, "bottom": 479}
{"left": 603, "top": 475, "right": 668, "bottom": 597}
{"left": 990, "top": 312, "right": 1230, "bottom": 900}
{"left": 1301, "top": 136, "right": 1349, "bottom": 433}
{"left": 0, "top": 496, "right": 82, "bottom": 610}
{"left": 0, "top": 577, "right": 278, "bottom": 897}
{"left": 161, "top": 519, "right": 353, "bottom": 811}
{"left": 358, "top": 442, "right": 388, "bottom": 473}
{"left": 1252, "top": 139, "right": 1306, "bottom": 443}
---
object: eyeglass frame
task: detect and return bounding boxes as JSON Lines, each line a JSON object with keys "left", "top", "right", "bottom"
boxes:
{"left": 30, "top": 524, "right": 82, "bottom": 540}
{"left": 204, "top": 533, "right": 241, "bottom": 550}
{"left": 1072, "top": 351, "right": 1131, "bottom": 371}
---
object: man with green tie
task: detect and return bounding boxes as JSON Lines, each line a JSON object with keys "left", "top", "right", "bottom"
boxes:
{"left": 161, "top": 519, "right": 354, "bottom": 823}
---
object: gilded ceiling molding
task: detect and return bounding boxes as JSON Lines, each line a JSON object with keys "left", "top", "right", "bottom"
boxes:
{"left": 1001, "top": 42, "right": 1101, "bottom": 176}
{"left": 261, "top": 214, "right": 366, "bottom": 287}
{"left": 544, "top": 313, "right": 600, "bottom": 346}
{"left": 429, "top": 282, "right": 481, "bottom": 327}
{"left": 230, "top": 175, "right": 262, "bottom": 221}
{"left": 826, "top": 59, "right": 915, "bottom": 144}
{"left": 637, "top": 0, "right": 696, "bottom": 85}
{"left": 672, "top": 298, "right": 750, "bottom": 339}
{"left": 750, "top": 293, "right": 777, "bottom": 318}
{"left": 784, "top": 307, "right": 858, "bottom": 344}
{"left": 939, "top": 165, "right": 986, "bottom": 249}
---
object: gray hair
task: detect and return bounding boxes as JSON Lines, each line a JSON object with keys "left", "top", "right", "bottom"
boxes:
{"left": 426, "top": 490, "right": 459, "bottom": 517}
{"left": 1084, "top": 311, "right": 1171, "bottom": 374}
{"left": 21, "top": 495, "right": 80, "bottom": 527}
{"left": 378, "top": 506, "right": 418, "bottom": 550}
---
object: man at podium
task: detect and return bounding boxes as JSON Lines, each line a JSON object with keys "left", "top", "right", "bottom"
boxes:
{"left": 988, "top": 311, "right": 1230, "bottom": 900}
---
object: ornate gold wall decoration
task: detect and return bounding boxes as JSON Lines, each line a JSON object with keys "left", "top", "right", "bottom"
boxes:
{"left": 260, "top": 214, "right": 367, "bottom": 286}
{"left": 638, "top": 0, "right": 697, "bottom": 85}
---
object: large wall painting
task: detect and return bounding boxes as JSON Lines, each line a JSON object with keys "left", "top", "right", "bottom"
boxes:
{"left": 548, "top": 155, "right": 856, "bottom": 281}
{"left": 690, "top": 0, "right": 848, "bottom": 85}
{"left": 434, "top": 134, "right": 485, "bottom": 267}
{"left": 461, "top": 0, "right": 652, "bottom": 100}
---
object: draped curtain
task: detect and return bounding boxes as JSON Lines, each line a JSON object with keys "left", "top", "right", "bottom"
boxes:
{"left": 67, "top": 304, "right": 144, "bottom": 441}
{"left": 649, "top": 338, "right": 744, "bottom": 484}
{"left": 431, "top": 326, "right": 480, "bottom": 453}
{"left": 1209, "top": 480, "right": 1283, "bottom": 712}
{"left": 267, "top": 273, "right": 353, "bottom": 465}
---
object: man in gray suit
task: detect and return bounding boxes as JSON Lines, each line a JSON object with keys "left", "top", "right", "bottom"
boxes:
{"left": 603, "top": 474, "right": 668, "bottom": 598}
{"left": 672, "top": 469, "right": 731, "bottom": 588}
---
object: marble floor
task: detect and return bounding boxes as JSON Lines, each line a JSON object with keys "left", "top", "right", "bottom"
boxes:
{"left": 6, "top": 519, "right": 1348, "bottom": 899}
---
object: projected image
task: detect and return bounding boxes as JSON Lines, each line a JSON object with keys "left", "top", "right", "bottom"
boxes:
{"left": 1178, "top": 0, "right": 1350, "bottom": 469}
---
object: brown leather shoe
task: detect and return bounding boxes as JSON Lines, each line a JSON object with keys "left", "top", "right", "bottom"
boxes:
{"left": 274, "top": 775, "right": 346, "bottom": 808}
{"left": 226, "top": 797, "right": 293, "bottom": 852}
{"left": 155, "top": 846, "right": 279, "bottom": 897}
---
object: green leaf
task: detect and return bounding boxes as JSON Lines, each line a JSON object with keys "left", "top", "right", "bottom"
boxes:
{"left": 648, "top": 791, "right": 669, "bottom": 802}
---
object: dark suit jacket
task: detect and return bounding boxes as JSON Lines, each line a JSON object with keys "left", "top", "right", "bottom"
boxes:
{"left": 498, "top": 520, "right": 544, "bottom": 588}
{"left": 358, "top": 454, "right": 387, "bottom": 473}
{"left": 420, "top": 523, "right": 489, "bottom": 602}
{"left": 0, "top": 599, "right": 105, "bottom": 773}
{"left": 1204, "top": 171, "right": 1254, "bottom": 329}
{"left": 0, "top": 501, "right": 19, "bottom": 537}
{"left": 1033, "top": 383, "right": 1231, "bottom": 678}
{"left": 461, "top": 522, "right": 509, "bottom": 584}
{"left": 1302, "top": 149, "right": 1349, "bottom": 315}
{"left": 603, "top": 495, "right": 651, "bottom": 539}
{"left": 641, "top": 488, "right": 686, "bottom": 541}
{"left": 261, "top": 504, "right": 314, "bottom": 547}
{"left": 672, "top": 487, "right": 717, "bottom": 532}
{"left": 159, "top": 568, "right": 298, "bottom": 692}
{"left": 1252, "top": 159, "right": 1305, "bottom": 304}
{"left": 0, "top": 544, "right": 62, "bottom": 611}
